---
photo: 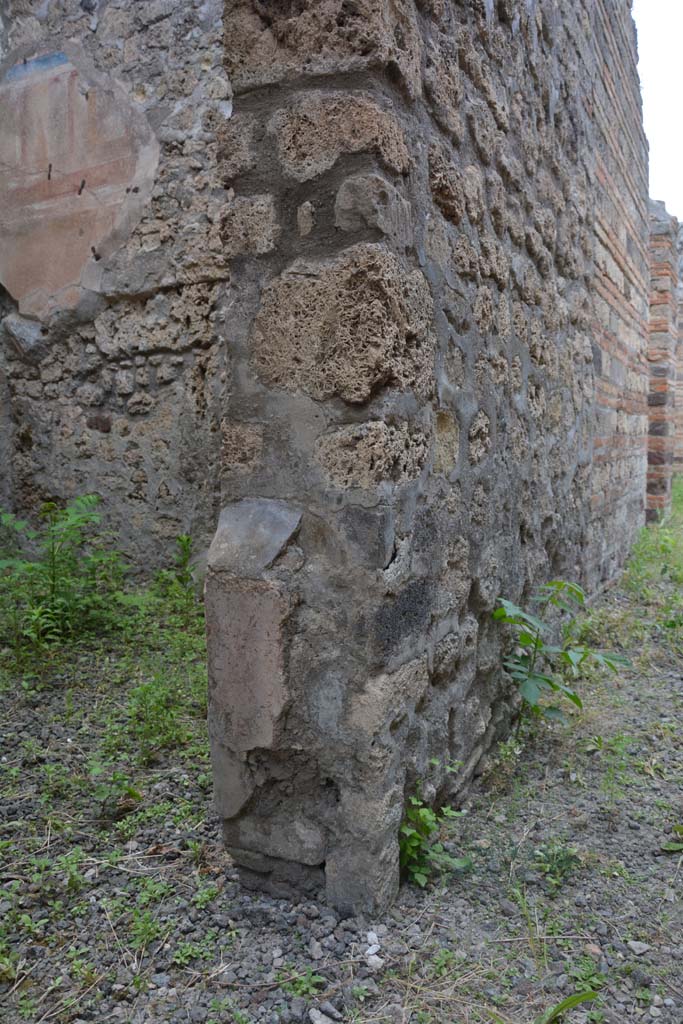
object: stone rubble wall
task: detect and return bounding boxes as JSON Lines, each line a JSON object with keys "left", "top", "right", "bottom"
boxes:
{"left": 204, "top": 0, "right": 650, "bottom": 912}
{"left": 675, "top": 227, "right": 683, "bottom": 470}
{"left": 646, "top": 201, "right": 679, "bottom": 521}
{"left": 0, "top": 1, "right": 655, "bottom": 912}
{"left": 588, "top": 0, "right": 650, "bottom": 576}
{"left": 0, "top": 0, "right": 231, "bottom": 559}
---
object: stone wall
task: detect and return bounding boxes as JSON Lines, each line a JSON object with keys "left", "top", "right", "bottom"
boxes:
{"left": 675, "top": 228, "right": 683, "bottom": 471}
{"left": 0, "top": 0, "right": 231, "bottom": 560}
{"left": 204, "top": 0, "right": 650, "bottom": 911}
{"left": 646, "top": 201, "right": 679, "bottom": 521}
{"left": 588, "top": 0, "right": 650, "bottom": 576}
{"left": 0, "top": 1, "right": 654, "bottom": 912}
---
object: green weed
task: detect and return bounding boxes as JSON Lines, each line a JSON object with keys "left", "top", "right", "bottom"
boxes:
{"left": 18, "top": 994, "right": 39, "bottom": 1021}
{"left": 533, "top": 990, "right": 599, "bottom": 1024}
{"left": 129, "top": 910, "right": 164, "bottom": 951}
{"left": 126, "top": 676, "right": 188, "bottom": 765}
{"left": 277, "top": 965, "right": 326, "bottom": 997}
{"left": 153, "top": 534, "right": 197, "bottom": 620}
{"left": 0, "top": 495, "right": 129, "bottom": 652}
{"left": 533, "top": 840, "right": 581, "bottom": 892}
{"left": 430, "top": 948, "right": 460, "bottom": 977}
{"left": 598, "top": 733, "right": 631, "bottom": 806}
{"left": 41, "top": 762, "right": 72, "bottom": 799}
{"left": 192, "top": 884, "right": 219, "bottom": 909}
{"left": 0, "top": 937, "right": 18, "bottom": 982}
{"left": 399, "top": 791, "right": 470, "bottom": 887}
{"left": 55, "top": 847, "right": 86, "bottom": 893}
{"left": 493, "top": 580, "right": 628, "bottom": 724}
{"left": 171, "top": 929, "right": 219, "bottom": 966}
{"left": 568, "top": 956, "right": 606, "bottom": 993}
{"left": 89, "top": 760, "right": 143, "bottom": 818}
{"left": 625, "top": 479, "right": 683, "bottom": 590}
{"left": 135, "top": 877, "right": 173, "bottom": 907}
{"left": 66, "top": 946, "right": 97, "bottom": 985}
{"left": 661, "top": 823, "right": 683, "bottom": 853}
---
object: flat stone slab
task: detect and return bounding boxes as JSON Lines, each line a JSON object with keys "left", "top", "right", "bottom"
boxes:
{"left": 207, "top": 498, "right": 302, "bottom": 578}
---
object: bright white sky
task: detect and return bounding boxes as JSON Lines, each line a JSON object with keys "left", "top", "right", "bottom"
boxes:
{"left": 632, "top": 0, "right": 683, "bottom": 219}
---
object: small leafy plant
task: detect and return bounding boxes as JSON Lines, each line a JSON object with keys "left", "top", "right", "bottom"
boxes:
{"left": 129, "top": 910, "right": 164, "bottom": 951}
{"left": 568, "top": 956, "right": 606, "bottom": 993}
{"left": 399, "top": 790, "right": 470, "bottom": 887}
{"left": 153, "top": 533, "right": 196, "bottom": 618}
{"left": 493, "top": 580, "right": 628, "bottom": 723}
{"left": 126, "top": 676, "right": 188, "bottom": 765}
{"left": 55, "top": 848, "right": 87, "bottom": 893}
{"left": 431, "top": 948, "right": 459, "bottom": 977}
{"left": 661, "top": 823, "right": 683, "bottom": 853}
{"left": 171, "top": 929, "right": 219, "bottom": 966}
{"left": 0, "top": 495, "right": 128, "bottom": 651}
{"left": 277, "top": 966, "right": 326, "bottom": 997}
{"left": 429, "top": 756, "right": 462, "bottom": 775}
{"left": 192, "top": 884, "right": 219, "bottom": 909}
{"left": 207, "top": 999, "right": 251, "bottom": 1024}
{"left": 135, "top": 877, "right": 173, "bottom": 907}
{"left": 533, "top": 840, "right": 581, "bottom": 892}
{"left": 89, "top": 761, "right": 143, "bottom": 820}
{"left": 66, "top": 946, "right": 97, "bottom": 985}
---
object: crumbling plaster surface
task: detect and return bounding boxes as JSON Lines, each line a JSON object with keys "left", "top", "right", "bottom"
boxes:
{"left": 204, "top": 0, "right": 650, "bottom": 912}
{"left": 0, "top": 0, "right": 233, "bottom": 561}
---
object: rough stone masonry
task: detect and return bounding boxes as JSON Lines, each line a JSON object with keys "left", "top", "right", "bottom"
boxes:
{"left": 0, "top": 0, "right": 678, "bottom": 912}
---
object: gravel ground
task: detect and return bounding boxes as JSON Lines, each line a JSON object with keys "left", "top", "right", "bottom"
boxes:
{"left": 1, "top": 566, "right": 682, "bottom": 1024}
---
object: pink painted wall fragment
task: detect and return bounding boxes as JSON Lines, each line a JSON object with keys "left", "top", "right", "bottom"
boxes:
{"left": 0, "top": 47, "right": 158, "bottom": 318}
